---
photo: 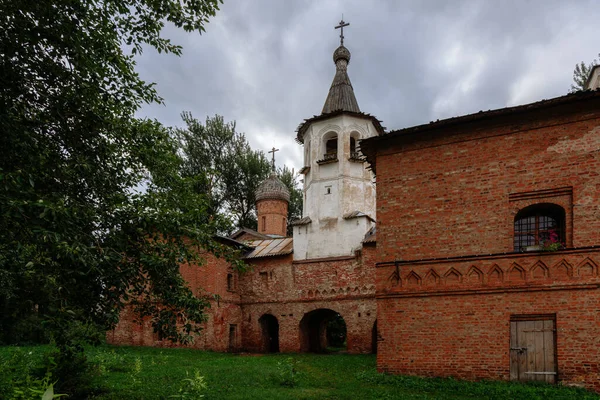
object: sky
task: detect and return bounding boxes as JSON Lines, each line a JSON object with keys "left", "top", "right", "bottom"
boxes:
{"left": 136, "top": 0, "right": 599, "bottom": 172}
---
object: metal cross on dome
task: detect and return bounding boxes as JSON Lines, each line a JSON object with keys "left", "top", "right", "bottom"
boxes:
{"left": 335, "top": 18, "right": 349, "bottom": 46}
{"left": 268, "top": 147, "right": 279, "bottom": 171}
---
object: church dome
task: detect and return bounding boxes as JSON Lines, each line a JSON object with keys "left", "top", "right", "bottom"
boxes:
{"left": 255, "top": 173, "right": 290, "bottom": 202}
{"left": 333, "top": 45, "right": 351, "bottom": 64}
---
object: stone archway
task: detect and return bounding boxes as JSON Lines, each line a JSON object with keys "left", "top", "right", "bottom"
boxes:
{"left": 259, "top": 314, "right": 279, "bottom": 353}
{"left": 299, "top": 308, "right": 347, "bottom": 353}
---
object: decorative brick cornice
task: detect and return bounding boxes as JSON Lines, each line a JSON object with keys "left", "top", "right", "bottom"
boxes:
{"left": 376, "top": 246, "right": 600, "bottom": 268}
{"left": 376, "top": 283, "right": 599, "bottom": 299}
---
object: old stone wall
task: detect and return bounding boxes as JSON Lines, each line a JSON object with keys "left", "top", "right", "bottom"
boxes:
{"left": 374, "top": 102, "right": 600, "bottom": 391}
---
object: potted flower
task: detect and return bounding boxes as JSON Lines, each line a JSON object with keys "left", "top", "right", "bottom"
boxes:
{"left": 540, "top": 229, "right": 565, "bottom": 252}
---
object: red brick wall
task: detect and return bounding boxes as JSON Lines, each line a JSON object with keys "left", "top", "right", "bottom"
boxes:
{"left": 377, "top": 106, "right": 600, "bottom": 261}
{"left": 257, "top": 199, "right": 288, "bottom": 237}
{"left": 374, "top": 102, "right": 600, "bottom": 392}
{"left": 239, "top": 246, "right": 377, "bottom": 353}
{"left": 109, "top": 243, "right": 379, "bottom": 355}
{"left": 108, "top": 251, "right": 243, "bottom": 351}
{"left": 376, "top": 250, "right": 600, "bottom": 391}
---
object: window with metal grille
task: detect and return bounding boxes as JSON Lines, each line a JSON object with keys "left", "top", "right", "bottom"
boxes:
{"left": 514, "top": 204, "right": 565, "bottom": 251}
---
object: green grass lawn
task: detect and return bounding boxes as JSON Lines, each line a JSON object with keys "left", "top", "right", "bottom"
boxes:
{"left": 1, "top": 344, "right": 598, "bottom": 399}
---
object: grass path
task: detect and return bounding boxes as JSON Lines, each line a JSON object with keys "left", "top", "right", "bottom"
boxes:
{"left": 1, "top": 345, "right": 598, "bottom": 399}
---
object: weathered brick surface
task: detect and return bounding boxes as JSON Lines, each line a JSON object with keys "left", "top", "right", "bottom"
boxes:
{"left": 373, "top": 100, "right": 600, "bottom": 392}
{"left": 108, "top": 239, "right": 378, "bottom": 354}
{"left": 256, "top": 199, "right": 288, "bottom": 237}
{"left": 239, "top": 245, "right": 377, "bottom": 353}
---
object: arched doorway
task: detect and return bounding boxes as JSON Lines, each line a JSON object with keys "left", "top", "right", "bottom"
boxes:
{"left": 299, "top": 309, "right": 347, "bottom": 353}
{"left": 259, "top": 314, "right": 279, "bottom": 353}
{"left": 371, "top": 320, "right": 378, "bottom": 354}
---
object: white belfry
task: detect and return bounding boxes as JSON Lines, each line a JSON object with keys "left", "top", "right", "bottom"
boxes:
{"left": 292, "top": 20, "right": 383, "bottom": 260}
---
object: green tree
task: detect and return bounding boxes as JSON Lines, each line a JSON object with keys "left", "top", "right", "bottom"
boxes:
{"left": 277, "top": 165, "right": 303, "bottom": 235}
{"left": 570, "top": 53, "right": 599, "bottom": 92}
{"left": 177, "top": 113, "right": 303, "bottom": 234}
{"left": 177, "top": 113, "right": 273, "bottom": 231}
{"left": 0, "top": 0, "right": 234, "bottom": 394}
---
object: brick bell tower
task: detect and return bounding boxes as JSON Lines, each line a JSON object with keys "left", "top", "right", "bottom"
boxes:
{"left": 255, "top": 152, "right": 290, "bottom": 237}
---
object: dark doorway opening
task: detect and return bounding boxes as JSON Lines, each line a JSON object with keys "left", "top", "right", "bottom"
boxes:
{"left": 299, "top": 309, "right": 347, "bottom": 353}
{"left": 259, "top": 314, "right": 279, "bottom": 353}
{"left": 371, "top": 320, "right": 378, "bottom": 354}
{"left": 228, "top": 324, "right": 237, "bottom": 352}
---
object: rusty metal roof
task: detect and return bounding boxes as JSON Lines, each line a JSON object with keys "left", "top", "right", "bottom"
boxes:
{"left": 229, "top": 228, "right": 271, "bottom": 241}
{"left": 243, "top": 238, "right": 293, "bottom": 259}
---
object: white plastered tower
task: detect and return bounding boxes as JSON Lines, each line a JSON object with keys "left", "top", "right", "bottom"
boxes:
{"left": 292, "top": 30, "right": 383, "bottom": 260}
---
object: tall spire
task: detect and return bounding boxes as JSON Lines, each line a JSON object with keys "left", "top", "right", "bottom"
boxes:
{"left": 322, "top": 19, "right": 360, "bottom": 114}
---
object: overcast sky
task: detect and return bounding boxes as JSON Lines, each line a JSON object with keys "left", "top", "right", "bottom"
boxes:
{"left": 136, "top": 0, "right": 599, "bottom": 172}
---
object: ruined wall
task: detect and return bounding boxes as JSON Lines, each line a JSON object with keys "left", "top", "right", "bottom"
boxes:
{"left": 374, "top": 101, "right": 600, "bottom": 391}
{"left": 108, "top": 243, "right": 379, "bottom": 354}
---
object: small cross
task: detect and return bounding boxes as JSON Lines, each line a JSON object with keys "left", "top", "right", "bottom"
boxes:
{"left": 268, "top": 147, "right": 279, "bottom": 171}
{"left": 335, "top": 18, "right": 350, "bottom": 46}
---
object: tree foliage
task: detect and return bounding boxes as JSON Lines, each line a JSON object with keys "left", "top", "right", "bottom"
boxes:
{"left": 176, "top": 113, "right": 302, "bottom": 233}
{"left": 277, "top": 164, "right": 303, "bottom": 235}
{"left": 0, "top": 0, "right": 232, "bottom": 392}
{"left": 570, "top": 53, "right": 599, "bottom": 92}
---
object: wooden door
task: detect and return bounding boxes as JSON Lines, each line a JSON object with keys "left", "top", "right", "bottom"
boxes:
{"left": 510, "top": 317, "right": 556, "bottom": 383}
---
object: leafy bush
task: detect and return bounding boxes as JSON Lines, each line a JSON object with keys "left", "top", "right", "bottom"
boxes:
{"left": 170, "top": 370, "right": 207, "bottom": 399}
{"left": 0, "top": 347, "right": 66, "bottom": 400}
{"left": 273, "top": 357, "right": 300, "bottom": 388}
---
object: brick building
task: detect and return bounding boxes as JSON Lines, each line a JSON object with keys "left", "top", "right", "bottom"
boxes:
{"left": 361, "top": 79, "right": 600, "bottom": 390}
{"left": 109, "top": 28, "right": 600, "bottom": 392}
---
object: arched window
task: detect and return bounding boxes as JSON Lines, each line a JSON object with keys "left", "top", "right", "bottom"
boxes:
{"left": 514, "top": 204, "right": 565, "bottom": 251}
{"left": 349, "top": 134, "right": 362, "bottom": 161}
{"left": 318, "top": 132, "right": 339, "bottom": 164}
{"left": 325, "top": 136, "right": 337, "bottom": 157}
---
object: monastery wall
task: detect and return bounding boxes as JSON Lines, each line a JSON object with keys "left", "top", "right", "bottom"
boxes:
{"left": 376, "top": 250, "right": 600, "bottom": 391}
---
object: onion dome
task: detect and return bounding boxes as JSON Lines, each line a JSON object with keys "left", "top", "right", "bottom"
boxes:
{"left": 333, "top": 45, "right": 351, "bottom": 64}
{"left": 322, "top": 44, "right": 360, "bottom": 114}
{"left": 255, "top": 173, "right": 290, "bottom": 202}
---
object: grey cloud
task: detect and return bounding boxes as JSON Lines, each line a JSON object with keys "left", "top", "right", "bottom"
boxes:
{"left": 136, "top": 0, "right": 599, "bottom": 171}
